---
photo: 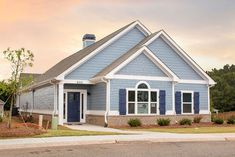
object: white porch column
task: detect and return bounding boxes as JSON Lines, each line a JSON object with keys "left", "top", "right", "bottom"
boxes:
{"left": 58, "top": 83, "right": 64, "bottom": 125}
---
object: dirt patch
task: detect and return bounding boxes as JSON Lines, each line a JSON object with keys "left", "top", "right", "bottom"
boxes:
{"left": 113, "top": 122, "right": 235, "bottom": 129}
{"left": 0, "top": 117, "right": 46, "bottom": 138}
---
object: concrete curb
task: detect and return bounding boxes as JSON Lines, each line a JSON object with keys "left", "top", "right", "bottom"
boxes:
{"left": 0, "top": 134, "right": 235, "bottom": 150}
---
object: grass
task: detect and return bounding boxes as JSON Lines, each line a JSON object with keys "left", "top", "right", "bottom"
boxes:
{"left": 128, "top": 126, "right": 235, "bottom": 134}
{"left": 35, "top": 125, "right": 120, "bottom": 138}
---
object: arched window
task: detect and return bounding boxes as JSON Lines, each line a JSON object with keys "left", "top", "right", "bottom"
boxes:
{"left": 127, "top": 81, "right": 158, "bottom": 115}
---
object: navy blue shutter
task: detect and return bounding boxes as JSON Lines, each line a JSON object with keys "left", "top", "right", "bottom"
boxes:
{"left": 119, "top": 89, "right": 126, "bottom": 115}
{"left": 159, "top": 90, "right": 166, "bottom": 115}
{"left": 194, "top": 92, "right": 200, "bottom": 114}
{"left": 175, "top": 91, "right": 181, "bottom": 114}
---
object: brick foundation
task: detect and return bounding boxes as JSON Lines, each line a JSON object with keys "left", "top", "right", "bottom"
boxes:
{"left": 107, "top": 114, "right": 211, "bottom": 127}
{"left": 86, "top": 114, "right": 105, "bottom": 126}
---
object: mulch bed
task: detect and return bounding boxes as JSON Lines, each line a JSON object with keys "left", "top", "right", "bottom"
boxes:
{"left": 113, "top": 122, "right": 235, "bottom": 129}
{"left": 0, "top": 122, "right": 46, "bottom": 138}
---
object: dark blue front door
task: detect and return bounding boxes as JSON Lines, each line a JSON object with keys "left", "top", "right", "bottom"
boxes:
{"left": 67, "top": 92, "right": 80, "bottom": 122}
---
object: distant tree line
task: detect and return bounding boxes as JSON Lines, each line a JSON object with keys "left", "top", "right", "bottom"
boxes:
{"left": 207, "top": 64, "right": 235, "bottom": 112}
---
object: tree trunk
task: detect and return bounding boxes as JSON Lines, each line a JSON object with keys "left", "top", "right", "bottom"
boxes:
{"left": 7, "top": 95, "right": 14, "bottom": 128}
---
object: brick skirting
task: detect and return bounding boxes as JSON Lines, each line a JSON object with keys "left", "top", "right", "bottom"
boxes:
{"left": 107, "top": 114, "right": 211, "bottom": 127}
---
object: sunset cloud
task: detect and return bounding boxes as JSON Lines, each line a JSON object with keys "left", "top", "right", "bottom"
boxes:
{"left": 0, "top": 0, "right": 234, "bottom": 80}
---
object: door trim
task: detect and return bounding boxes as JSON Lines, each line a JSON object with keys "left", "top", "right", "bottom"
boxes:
{"left": 63, "top": 89, "right": 87, "bottom": 123}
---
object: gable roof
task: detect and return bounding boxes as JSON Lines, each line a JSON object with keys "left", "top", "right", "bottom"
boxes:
{"left": 93, "top": 45, "right": 180, "bottom": 82}
{"left": 35, "top": 21, "right": 150, "bottom": 84}
{"left": 93, "top": 31, "right": 161, "bottom": 78}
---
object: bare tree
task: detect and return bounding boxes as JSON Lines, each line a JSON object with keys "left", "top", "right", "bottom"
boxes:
{"left": 3, "top": 48, "right": 34, "bottom": 128}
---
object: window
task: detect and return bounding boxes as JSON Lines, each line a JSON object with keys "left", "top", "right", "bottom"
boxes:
{"left": 127, "top": 82, "right": 158, "bottom": 115}
{"left": 182, "top": 92, "right": 193, "bottom": 114}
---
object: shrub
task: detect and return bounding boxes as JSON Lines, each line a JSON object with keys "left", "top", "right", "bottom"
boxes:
{"left": 179, "top": 118, "right": 192, "bottom": 125}
{"left": 128, "top": 118, "right": 141, "bottom": 127}
{"left": 213, "top": 118, "right": 224, "bottom": 124}
{"left": 227, "top": 116, "right": 235, "bottom": 124}
{"left": 0, "top": 115, "right": 2, "bottom": 123}
{"left": 193, "top": 116, "right": 202, "bottom": 123}
{"left": 157, "top": 118, "right": 171, "bottom": 126}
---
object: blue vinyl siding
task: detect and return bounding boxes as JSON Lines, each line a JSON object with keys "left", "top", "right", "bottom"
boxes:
{"left": 116, "top": 53, "right": 167, "bottom": 77}
{"left": 64, "top": 83, "right": 106, "bottom": 111}
{"left": 19, "top": 91, "right": 33, "bottom": 111}
{"left": 65, "top": 27, "right": 146, "bottom": 80}
{"left": 110, "top": 79, "right": 172, "bottom": 111}
{"left": 148, "top": 37, "right": 203, "bottom": 80}
{"left": 34, "top": 85, "right": 54, "bottom": 110}
{"left": 175, "top": 83, "right": 208, "bottom": 110}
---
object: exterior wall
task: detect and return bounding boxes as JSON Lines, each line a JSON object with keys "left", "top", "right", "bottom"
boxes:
{"left": 34, "top": 85, "right": 54, "bottom": 111}
{"left": 110, "top": 79, "right": 172, "bottom": 111}
{"left": 89, "top": 82, "right": 106, "bottom": 110}
{"left": 116, "top": 53, "right": 167, "bottom": 77}
{"left": 19, "top": 91, "right": 33, "bottom": 111}
{"left": 175, "top": 83, "right": 209, "bottom": 110}
{"left": 65, "top": 27, "right": 146, "bottom": 80}
{"left": 86, "top": 114, "right": 105, "bottom": 126}
{"left": 64, "top": 83, "right": 106, "bottom": 111}
{"left": 148, "top": 36, "right": 203, "bottom": 80}
{"left": 108, "top": 114, "right": 211, "bottom": 127}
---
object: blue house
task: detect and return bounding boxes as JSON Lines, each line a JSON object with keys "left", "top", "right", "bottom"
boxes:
{"left": 17, "top": 21, "right": 215, "bottom": 126}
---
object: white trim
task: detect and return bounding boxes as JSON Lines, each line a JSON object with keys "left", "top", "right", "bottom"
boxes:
{"left": 107, "top": 75, "right": 172, "bottom": 81}
{"left": 181, "top": 90, "right": 194, "bottom": 115}
{"left": 109, "top": 111, "right": 119, "bottom": 115}
{"left": 63, "top": 89, "right": 87, "bottom": 123}
{"left": 56, "top": 21, "right": 151, "bottom": 80}
{"left": 208, "top": 85, "right": 211, "bottom": 113}
{"left": 172, "top": 82, "right": 176, "bottom": 114}
{"left": 61, "top": 80, "right": 94, "bottom": 84}
{"left": 53, "top": 84, "right": 58, "bottom": 115}
{"left": 86, "top": 110, "right": 105, "bottom": 115}
{"left": 178, "top": 80, "right": 208, "bottom": 84}
{"left": 199, "top": 110, "right": 210, "bottom": 114}
{"left": 144, "top": 30, "right": 215, "bottom": 85}
{"left": 126, "top": 81, "right": 159, "bottom": 115}
{"left": 106, "top": 46, "right": 179, "bottom": 82}
{"left": 19, "top": 109, "right": 54, "bottom": 115}
{"left": 166, "top": 110, "right": 175, "bottom": 115}
{"left": 58, "top": 83, "right": 64, "bottom": 125}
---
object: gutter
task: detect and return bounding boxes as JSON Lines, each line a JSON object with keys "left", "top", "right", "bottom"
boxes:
{"left": 101, "top": 77, "right": 110, "bottom": 127}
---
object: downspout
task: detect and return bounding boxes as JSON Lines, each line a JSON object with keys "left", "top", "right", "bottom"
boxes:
{"left": 101, "top": 77, "right": 110, "bottom": 127}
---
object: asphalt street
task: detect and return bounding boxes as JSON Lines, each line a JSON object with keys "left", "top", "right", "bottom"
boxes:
{"left": 1, "top": 141, "right": 235, "bottom": 157}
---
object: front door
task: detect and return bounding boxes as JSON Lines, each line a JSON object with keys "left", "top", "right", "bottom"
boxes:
{"left": 67, "top": 92, "right": 80, "bottom": 122}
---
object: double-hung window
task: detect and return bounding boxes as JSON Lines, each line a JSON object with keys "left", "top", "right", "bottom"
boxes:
{"left": 127, "top": 82, "right": 158, "bottom": 115}
{"left": 182, "top": 91, "right": 193, "bottom": 114}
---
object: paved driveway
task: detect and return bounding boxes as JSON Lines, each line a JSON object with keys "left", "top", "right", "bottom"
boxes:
{"left": 1, "top": 141, "right": 235, "bottom": 157}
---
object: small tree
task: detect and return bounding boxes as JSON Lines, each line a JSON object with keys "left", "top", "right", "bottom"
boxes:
{"left": 3, "top": 48, "right": 34, "bottom": 128}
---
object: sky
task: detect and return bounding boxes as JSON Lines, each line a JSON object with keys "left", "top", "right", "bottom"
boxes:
{"left": 0, "top": 0, "right": 234, "bottom": 80}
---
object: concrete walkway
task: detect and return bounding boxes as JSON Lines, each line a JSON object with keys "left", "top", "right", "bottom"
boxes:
{"left": 0, "top": 131, "right": 235, "bottom": 150}
{"left": 64, "top": 124, "right": 147, "bottom": 134}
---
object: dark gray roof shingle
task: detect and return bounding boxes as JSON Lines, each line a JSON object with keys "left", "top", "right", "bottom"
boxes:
{"left": 34, "top": 21, "right": 136, "bottom": 84}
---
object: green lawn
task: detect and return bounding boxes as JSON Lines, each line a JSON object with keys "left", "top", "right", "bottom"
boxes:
{"left": 35, "top": 126, "right": 120, "bottom": 137}
{"left": 126, "top": 126, "right": 235, "bottom": 134}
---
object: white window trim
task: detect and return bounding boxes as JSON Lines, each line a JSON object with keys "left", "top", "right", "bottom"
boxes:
{"left": 126, "top": 81, "right": 159, "bottom": 115}
{"left": 181, "top": 90, "right": 194, "bottom": 115}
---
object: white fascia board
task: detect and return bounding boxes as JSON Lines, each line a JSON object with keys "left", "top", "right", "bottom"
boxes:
{"left": 144, "top": 30, "right": 215, "bottom": 85}
{"left": 56, "top": 21, "right": 151, "bottom": 80}
{"left": 178, "top": 79, "right": 208, "bottom": 84}
{"left": 61, "top": 79, "right": 94, "bottom": 84}
{"left": 106, "top": 75, "right": 172, "bottom": 81}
